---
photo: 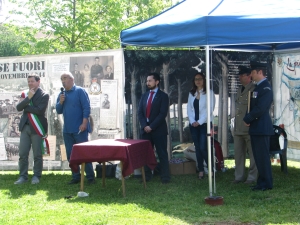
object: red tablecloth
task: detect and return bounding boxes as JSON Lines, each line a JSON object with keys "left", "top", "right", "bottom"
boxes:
{"left": 69, "top": 139, "right": 157, "bottom": 177}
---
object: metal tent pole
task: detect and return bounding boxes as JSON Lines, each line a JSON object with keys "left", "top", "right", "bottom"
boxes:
{"left": 204, "top": 46, "right": 223, "bottom": 206}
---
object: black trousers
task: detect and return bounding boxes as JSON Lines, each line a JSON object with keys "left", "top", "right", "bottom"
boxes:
{"left": 141, "top": 132, "right": 170, "bottom": 182}
{"left": 250, "top": 135, "right": 273, "bottom": 189}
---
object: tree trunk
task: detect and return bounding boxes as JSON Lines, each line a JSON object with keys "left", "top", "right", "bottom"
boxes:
{"left": 173, "top": 104, "right": 176, "bottom": 129}
{"left": 215, "top": 53, "right": 229, "bottom": 158}
{"left": 221, "top": 71, "right": 229, "bottom": 158}
{"left": 127, "top": 102, "right": 132, "bottom": 139}
{"left": 218, "top": 80, "right": 223, "bottom": 143}
{"left": 161, "top": 62, "right": 172, "bottom": 158}
{"left": 176, "top": 77, "right": 183, "bottom": 143}
{"left": 140, "top": 75, "right": 147, "bottom": 94}
{"left": 130, "top": 66, "right": 139, "bottom": 139}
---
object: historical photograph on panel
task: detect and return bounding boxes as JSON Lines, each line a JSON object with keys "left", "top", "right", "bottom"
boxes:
{"left": 69, "top": 55, "right": 114, "bottom": 90}
{"left": 0, "top": 133, "right": 6, "bottom": 160}
{"left": 99, "top": 80, "right": 118, "bottom": 129}
{"left": 7, "top": 114, "right": 21, "bottom": 137}
{"left": 5, "top": 137, "right": 20, "bottom": 161}
{"left": 0, "top": 93, "right": 21, "bottom": 118}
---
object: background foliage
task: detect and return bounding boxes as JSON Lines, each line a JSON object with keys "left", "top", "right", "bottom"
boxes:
{"left": 0, "top": 0, "right": 175, "bottom": 56}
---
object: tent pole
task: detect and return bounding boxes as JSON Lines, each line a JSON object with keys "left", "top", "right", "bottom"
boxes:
{"left": 205, "top": 46, "right": 213, "bottom": 196}
{"left": 204, "top": 46, "right": 223, "bottom": 206}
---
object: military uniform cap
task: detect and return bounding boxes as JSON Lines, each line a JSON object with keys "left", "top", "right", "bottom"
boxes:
{"left": 238, "top": 66, "right": 251, "bottom": 75}
{"left": 250, "top": 61, "right": 267, "bottom": 70}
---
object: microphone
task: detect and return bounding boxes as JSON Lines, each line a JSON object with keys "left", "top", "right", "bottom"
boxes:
{"left": 60, "top": 87, "right": 64, "bottom": 94}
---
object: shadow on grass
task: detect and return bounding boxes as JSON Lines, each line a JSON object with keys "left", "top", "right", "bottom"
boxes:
{"left": 1, "top": 163, "right": 300, "bottom": 224}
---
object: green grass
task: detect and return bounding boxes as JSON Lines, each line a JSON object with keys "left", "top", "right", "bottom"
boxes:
{"left": 1, "top": 160, "right": 300, "bottom": 225}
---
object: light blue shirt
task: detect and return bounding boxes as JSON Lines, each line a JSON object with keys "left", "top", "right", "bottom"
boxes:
{"left": 256, "top": 78, "right": 267, "bottom": 86}
{"left": 147, "top": 87, "right": 158, "bottom": 103}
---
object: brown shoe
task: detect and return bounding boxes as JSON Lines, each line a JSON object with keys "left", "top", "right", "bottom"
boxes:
{"left": 244, "top": 180, "right": 255, "bottom": 184}
{"left": 232, "top": 180, "right": 242, "bottom": 184}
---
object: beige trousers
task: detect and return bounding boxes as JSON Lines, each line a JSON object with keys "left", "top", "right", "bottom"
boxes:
{"left": 234, "top": 134, "right": 258, "bottom": 181}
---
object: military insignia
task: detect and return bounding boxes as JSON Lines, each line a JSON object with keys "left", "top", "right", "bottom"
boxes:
{"left": 251, "top": 91, "right": 258, "bottom": 98}
{"left": 89, "top": 81, "right": 101, "bottom": 95}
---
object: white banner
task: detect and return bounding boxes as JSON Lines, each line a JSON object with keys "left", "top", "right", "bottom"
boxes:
{"left": 0, "top": 49, "right": 125, "bottom": 168}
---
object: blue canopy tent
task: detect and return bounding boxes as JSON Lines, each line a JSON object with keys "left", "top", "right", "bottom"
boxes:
{"left": 120, "top": 0, "right": 300, "bottom": 198}
{"left": 121, "top": 0, "right": 300, "bottom": 51}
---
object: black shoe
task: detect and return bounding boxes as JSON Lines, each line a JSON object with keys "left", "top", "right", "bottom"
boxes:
{"left": 88, "top": 179, "right": 96, "bottom": 185}
{"left": 251, "top": 186, "right": 272, "bottom": 191}
{"left": 68, "top": 179, "right": 80, "bottom": 185}
{"left": 161, "top": 180, "right": 170, "bottom": 184}
{"left": 139, "top": 178, "right": 151, "bottom": 183}
{"left": 232, "top": 180, "right": 242, "bottom": 184}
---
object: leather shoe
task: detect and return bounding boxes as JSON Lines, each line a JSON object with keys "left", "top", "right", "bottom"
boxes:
{"left": 14, "top": 177, "right": 28, "bottom": 184}
{"left": 139, "top": 178, "right": 151, "bottom": 183}
{"left": 68, "top": 179, "right": 80, "bottom": 185}
{"left": 232, "top": 180, "right": 242, "bottom": 184}
{"left": 31, "top": 176, "right": 40, "bottom": 184}
{"left": 251, "top": 186, "right": 272, "bottom": 191}
{"left": 161, "top": 180, "right": 170, "bottom": 184}
{"left": 244, "top": 180, "right": 255, "bottom": 184}
{"left": 87, "top": 179, "right": 96, "bottom": 185}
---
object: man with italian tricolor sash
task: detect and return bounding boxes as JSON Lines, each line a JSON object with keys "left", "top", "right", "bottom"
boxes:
{"left": 14, "top": 74, "right": 49, "bottom": 185}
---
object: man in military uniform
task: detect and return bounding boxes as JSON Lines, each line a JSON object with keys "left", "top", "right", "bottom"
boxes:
{"left": 90, "top": 57, "right": 104, "bottom": 83}
{"left": 243, "top": 61, "right": 273, "bottom": 191}
{"left": 233, "top": 66, "right": 257, "bottom": 184}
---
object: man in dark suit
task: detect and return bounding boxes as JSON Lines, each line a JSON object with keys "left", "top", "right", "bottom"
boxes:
{"left": 104, "top": 65, "right": 114, "bottom": 79}
{"left": 138, "top": 72, "right": 170, "bottom": 184}
{"left": 243, "top": 61, "right": 273, "bottom": 191}
{"left": 101, "top": 94, "right": 110, "bottom": 109}
{"left": 72, "top": 63, "right": 84, "bottom": 87}
{"left": 14, "top": 74, "right": 49, "bottom": 184}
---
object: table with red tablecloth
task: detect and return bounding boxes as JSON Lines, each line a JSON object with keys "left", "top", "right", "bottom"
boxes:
{"left": 69, "top": 139, "right": 157, "bottom": 196}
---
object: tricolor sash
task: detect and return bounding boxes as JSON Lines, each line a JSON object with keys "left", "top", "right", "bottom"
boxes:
{"left": 22, "top": 90, "right": 50, "bottom": 156}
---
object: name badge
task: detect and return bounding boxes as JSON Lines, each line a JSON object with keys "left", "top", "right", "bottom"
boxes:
{"left": 251, "top": 92, "right": 258, "bottom": 98}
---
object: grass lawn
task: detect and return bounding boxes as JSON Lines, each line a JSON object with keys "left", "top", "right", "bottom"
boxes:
{"left": 1, "top": 159, "right": 300, "bottom": 225}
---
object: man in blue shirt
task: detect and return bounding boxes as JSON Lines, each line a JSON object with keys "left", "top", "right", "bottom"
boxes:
{"left": 56, "top": 72, "right": 95, "bottom": 184}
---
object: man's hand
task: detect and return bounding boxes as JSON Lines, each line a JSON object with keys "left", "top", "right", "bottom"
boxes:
{"left": 192, "top": 121, "right": 199, "bottom": 127}
{"left": 244, "top": 122, "right": 250, "bottom": 127}
{"left": 78, "top": 118, "right": 88, "bottom": 132}
{"left": 144, "top": 126, "right": 152, "bottom": 133}
{"left": 27, "top": 89, "right": 36, "bottom": 99}
{"left": 59, "top": 93, "right": 65, "bottom": 105}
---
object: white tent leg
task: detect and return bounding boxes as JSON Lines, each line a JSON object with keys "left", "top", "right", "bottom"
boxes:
{"left": 206, "top": 46, "right": 213, "bottom": 197}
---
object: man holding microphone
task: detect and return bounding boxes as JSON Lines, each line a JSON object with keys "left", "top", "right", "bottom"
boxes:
{"left": 56, "top": 72, "right": 95, "bottom": 185}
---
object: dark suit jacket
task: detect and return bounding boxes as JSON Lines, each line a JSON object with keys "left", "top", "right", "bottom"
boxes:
{"left": 17, "top": 88, "right": 49, "bottom": 134}
{"left": 243, "top": 79, "right": 273, "bottom": 135}
{"left": 138, "top": 89, "right": 169, "bottom": 136}
{"left": 104, "top": 73, "right": 114, "bottom": 79}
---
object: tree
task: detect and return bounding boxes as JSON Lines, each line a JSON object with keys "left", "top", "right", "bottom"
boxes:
{"left": 0, "top": 25, "right": 22, "bottom": 57}
{"left": 8, "top": 0, "right": 173, "bottom": 54}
